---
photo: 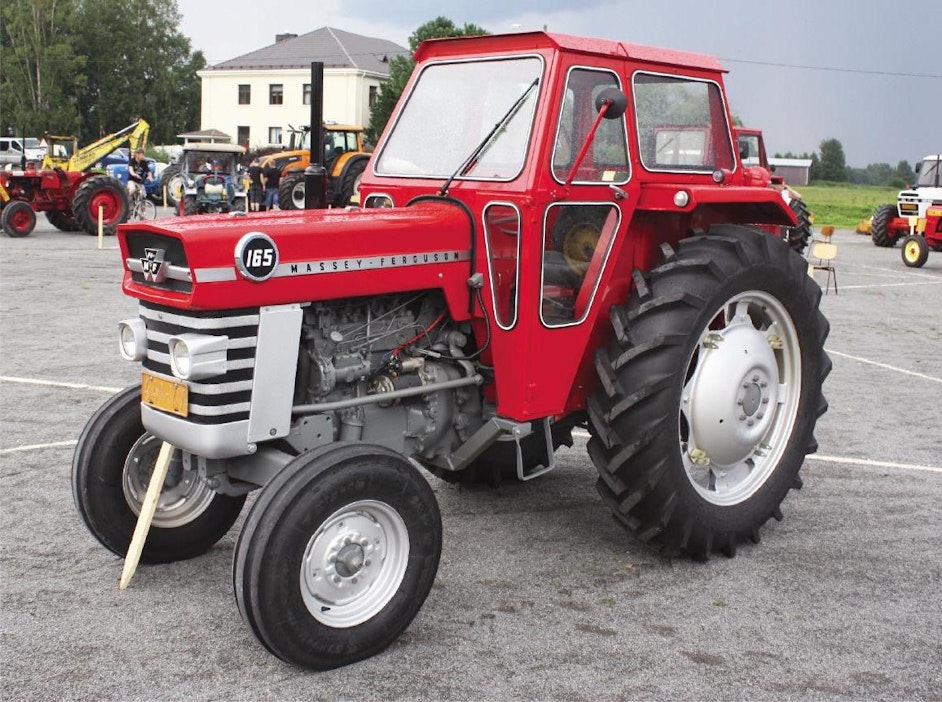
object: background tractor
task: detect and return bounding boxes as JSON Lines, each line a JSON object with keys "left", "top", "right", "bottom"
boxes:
{"left": 75, "top": 33, "right": 829, "bottom": 670}
{"left": 0, "top": 119, "right": 148, "bottom": 237}
{"left": 269, "top": 123, "right": 369, "bottom": 209}
{"left": 900, "top": 205, "right": 942, "bottom": 267}
{"left": 736, "top": 127, "right": 814, "bottom": 253}
{"left": 177, "top": 143, "right": 247, "bottom": 215}
{"left": 870, "top": 154, "right": 942, "bottom": 247}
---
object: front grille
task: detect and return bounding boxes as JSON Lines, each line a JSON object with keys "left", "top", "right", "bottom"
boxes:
{"left": 140, "top": 301, "right": 259, "bottom": 424}
{"left": 125, "top": 231, "right": 192, "bottom": 293}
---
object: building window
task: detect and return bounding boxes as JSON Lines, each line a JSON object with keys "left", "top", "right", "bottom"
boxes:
{"left": 369, "top": 85, "right": 378, "bottom": 109}
{"left": 269, "top": 127, "right": 282, "bottom": 145}
{"left": 269, "top": 84, "right": 284, "bottom": 105}
{"left": 238, "top": 84, "right": 251, "bottom": 105}
{"left": 303, "top": 83, "right": 311, "bottom": 105}
{"left": 237, "top": 126, "right": 250, "bottom": 147}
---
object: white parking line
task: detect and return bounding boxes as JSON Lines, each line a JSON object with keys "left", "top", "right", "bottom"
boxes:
{"left": 0, "top": 440, "right": 77, "bottom": 456}
{"left": 838, "top": 280, "right": 942, "bottom": 290}
{"left": 569, "top": 430, "right": 939, "bottom": 474}
{"left": 844, "top": 262, "right": 939, "bottom": 280}
{"left": 0, "top": 375, "right": 121, "bottom": 393}
{"left": 807, "top": 454, "right": 942, "bottom": 474}
{"left": 826, "top": 350, "right": 942, "bottom": 384}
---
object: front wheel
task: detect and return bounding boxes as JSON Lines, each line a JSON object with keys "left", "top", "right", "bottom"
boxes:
{"left": 901, "top": 234, "right": 929, "bottom": 268}
{"left": 588, "top": 228, "right": 830, "bottom": 559}
{"left": 278, "top": 173, "right": 305, "bottom": 210}
{"left": 233, "top": 443, "right": 442, "bottom": 670}
{"left": 784, "top": 197, "right": 812, "bottom": 254}
{"left": 2, "top": 201, "right": 36, "bottom": 237}
{"left": 72, "top": 386, "right": 246, "bottom": 563}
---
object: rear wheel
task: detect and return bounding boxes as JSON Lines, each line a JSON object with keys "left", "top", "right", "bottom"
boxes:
{"left": 279, "top": 173, "right": 305, "bottom": 210}
{"left": 160, "top": 165, "right": 183, "bottom": 208}
{"left": 338, "top": 158, "right": 367, "bottom": 207}
{"left": 587, "top": 227, "right": 830, "bottom": 559}
{"left": 870, "top": 204, "right": 901, "bottom": 247}
{"left": 46, "top": 210, "right": 82, "bottom": 232}
{"left": 233, "top": 443, "right": 442, "bottom": 670}
{"left": 1, "top": 201, "right": 36, "bottom": 237}
{"left": 901, "top": 234, "right": 929, "bottom": 267}
{"left": 72, "top": 386, "right": 246, "bottom": 563}
{"left": 72, "top": 175, "right": 129, "bottom": 235}
{"left": 784, "top": 197, "right": 812, "bottom": 254}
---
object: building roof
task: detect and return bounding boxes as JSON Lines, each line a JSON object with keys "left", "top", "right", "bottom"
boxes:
{"left": 176, "top": 128, "right": 232, "bottom": 143}
{"left": 208, "top": 26, "right": 408, "bottom": 75}
{"left": 769, "top": 158, "right": 813, "bottom": 168}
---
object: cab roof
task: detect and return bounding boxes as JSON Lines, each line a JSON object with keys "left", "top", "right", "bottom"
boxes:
{"left": 414, "top": 30, "right": 727, "bottom": 74}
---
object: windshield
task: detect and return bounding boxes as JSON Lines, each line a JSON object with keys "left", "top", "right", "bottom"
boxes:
{"left": 916, "top": 157, "right": 941, "bottom": 187}
{"left": 375, "top": 57, "right": 542, "bottom": 180}
{"left": 184, "top": 151, "right": 238, "bottom": 175}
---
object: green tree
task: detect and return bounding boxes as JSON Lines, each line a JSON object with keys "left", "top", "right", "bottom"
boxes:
{"left": 0, "top": 0, "right": 86, "bottom": 136}
{"left": 896, "top": 160, "right": 915, "bottom": 185}
{"left": 74, "top": 0, "right": 204, "bottom": 143}
{"left": 817, "top": 138, "right": 847, "bottom": 182}
{"left": 365, "top": 17, "right": 488, "bottom": 142}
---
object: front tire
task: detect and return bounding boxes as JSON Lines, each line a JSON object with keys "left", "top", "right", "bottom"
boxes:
{"left": 46, "top": 209, "right": 82, "bottom": 232}
{"left": 278, "top": 173, "right": 305, "bottom": 210}
{"left": 587, "top": 228, "right": 830, "bottom": 559}
{"left": 784, "top": 197, "right": 812, "bottom": 254}
{"left": 901, "top": 234, "right": 929, "bottom": 267}
{"left": 72, "top": 386, "right": 246, "bottom": 563}
{"left": 233, "top": 443, "right": 442, "bottom": 670}
{"left": 338, "top": 158, "right": 367, "bottom": 207}
{"left": 1, "top": 201, "right": 36, "bottom": 237}
{"left": 159, "top": 165, "right": 183, "bottom": 208}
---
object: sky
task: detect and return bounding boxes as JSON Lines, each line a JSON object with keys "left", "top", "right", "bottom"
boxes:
{"left": 177, "top": 0, "right": 942, "bottom": 168}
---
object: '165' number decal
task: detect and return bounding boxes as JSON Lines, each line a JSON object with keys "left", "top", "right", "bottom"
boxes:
{"left": 235, "top": 232, "right": 279, "bottom": 282}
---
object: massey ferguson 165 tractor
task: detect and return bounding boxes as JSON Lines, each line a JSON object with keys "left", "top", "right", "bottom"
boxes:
{"left": 73, "top": 32, "right": 830, "bottom": 670}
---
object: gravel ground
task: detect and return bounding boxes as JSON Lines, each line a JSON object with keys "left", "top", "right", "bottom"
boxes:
{"left": 1, "top": 217, "right": 940, "bottom": 701}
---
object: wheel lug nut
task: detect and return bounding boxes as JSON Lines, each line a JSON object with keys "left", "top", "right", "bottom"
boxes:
{"left": 739, "top": 414, "right": 747, "bottom": 421}
{"left": 752, "top": 375, "right": 759, "bottom": 382}
{"left": 333, "top": 575, "right": 341, "bottom": 583}
{"left": 747, "top": 419, "right": 755, "bottom": 427}
{"left": 364, "top": 560, "right": 371, "bottom": 567}
{"left": 756, "top": 413, "right": 764, "bottom": 419}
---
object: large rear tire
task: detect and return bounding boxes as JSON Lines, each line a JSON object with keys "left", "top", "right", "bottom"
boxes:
{"left": 46, "top": 209, "right": 82, "bottom": 232}
{"left": 279, "top": 173, "right": 305, "bottom": 210}
{"left": 233, "top": 443, "right": 442, "bottom": 670}
{"left": 1, "top": 201, "right": 36, "bottom": 237}
{"left": 72, "top": 175, "right": 129, "bottom": 235}
{"left": 72, "top": 386, "right": 246, "bottom": 563}
{"left": 159, "top": 165, "right": 183, "bottom": 208}
{"left": 870, "top": 204, "right": 901, "bottom": 247}
{"left": 587, "top": 228, "right": 830, "bottom": 560}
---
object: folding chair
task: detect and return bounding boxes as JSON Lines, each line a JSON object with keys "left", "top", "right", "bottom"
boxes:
{"left": 808, "top": 237, "right": 838, "bottom": 294}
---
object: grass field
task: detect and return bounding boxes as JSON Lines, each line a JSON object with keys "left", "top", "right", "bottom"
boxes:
{"left": 797, "top": 182, "right": 899, "bottom": 229}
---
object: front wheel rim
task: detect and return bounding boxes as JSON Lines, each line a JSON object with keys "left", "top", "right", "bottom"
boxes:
{"left": 905, "top": 240, "right": 921, "bottom": 262}
{"left": 680, "top": 290, "right": 801, "bottom": 506}
{"left": 300, "top": 499, "right": 410, "bottom": 628}
{"left": 122, "top": 434, "right": 216, "bottom": 527}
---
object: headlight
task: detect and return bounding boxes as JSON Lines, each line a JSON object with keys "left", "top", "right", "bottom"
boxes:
{"left": 168, "top": 333, "right": 228, "bottom": 380}
{"left": 118, "top": 318, "right": 147, "bottom": 361}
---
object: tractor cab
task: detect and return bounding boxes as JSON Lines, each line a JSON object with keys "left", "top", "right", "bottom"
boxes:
{"left": 178, "top": 143, "right": 247, "bottom": 215}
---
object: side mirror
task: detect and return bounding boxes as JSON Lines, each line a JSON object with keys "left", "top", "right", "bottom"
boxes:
{"left": 914, "top": 162, "right": 922, "bottom": 173}
{"left": 594, "top": 88, "right": 628, "bottom": 120}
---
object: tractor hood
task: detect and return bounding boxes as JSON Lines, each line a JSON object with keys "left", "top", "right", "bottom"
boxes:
{"left": 117, "top": 201, "right": 474, "bottom": 315}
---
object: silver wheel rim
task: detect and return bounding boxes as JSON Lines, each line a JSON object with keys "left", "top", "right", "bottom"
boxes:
{"left": 300, "top": 499, "right": 409, "bottom": 628}
{"left": 290, "top": 181, "right": 305, "bottom": 208}
{"left": 122, "top": 434, "right": 216, "bottom": 528}
{"left": 680, "top": 290, "right": 801, "bottom": 506}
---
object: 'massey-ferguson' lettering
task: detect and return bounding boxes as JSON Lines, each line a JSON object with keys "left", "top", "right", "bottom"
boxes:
{"left": 281, "top": 250, "right": 468, "bottom": 278}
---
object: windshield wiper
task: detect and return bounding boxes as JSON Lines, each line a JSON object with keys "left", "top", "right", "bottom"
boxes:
{"left": 439, "top": 78, "right": 539, "bottom": 197}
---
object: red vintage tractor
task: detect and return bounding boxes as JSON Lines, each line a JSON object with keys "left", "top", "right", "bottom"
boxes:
{"left": 870, "top": 154, "right": 942, "bottom": 248}
{"left": 73, "top": 32, "right": 829, "bottom": 670}
{"left": 735, "top": 127, "right": 813, "bottom": 253}
{"left": 900, "top": 205, "right": 942, "bottom": 267}
{"left": 0, "top": 120, "right": 148, "bottom": 237}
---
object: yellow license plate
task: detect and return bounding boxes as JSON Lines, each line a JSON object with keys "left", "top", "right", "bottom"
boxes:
{"left": 927, "top": 208, "right": 942, "bottom": 217}
{"left": 141, "top": 372, "right": 188, "bottom": 417}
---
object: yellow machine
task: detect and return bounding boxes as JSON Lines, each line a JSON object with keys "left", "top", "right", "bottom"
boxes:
{"left": 41, "top": 119, "right": 150, "bottom": 171}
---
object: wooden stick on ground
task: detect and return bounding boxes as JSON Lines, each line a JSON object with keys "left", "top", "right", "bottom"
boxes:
{"left": 119, "top": 441, "right": 174, "bottom": 590}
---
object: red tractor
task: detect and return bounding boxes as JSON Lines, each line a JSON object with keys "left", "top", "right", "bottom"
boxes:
{"left": 73, "top": 32, "right": 829, "bottom": 670}
{"left": 871, "top": 154, "right": 942, "bottom": 248}
{"left": 735, "top": 127, "right": 813, "bottom": 253}
{"left": 0, "top": 120, "right": 148, "bottom": 237}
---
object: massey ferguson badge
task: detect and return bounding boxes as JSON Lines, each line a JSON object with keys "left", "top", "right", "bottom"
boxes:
{"left": 73, "top": 31, "right": 830, "bottom": 670}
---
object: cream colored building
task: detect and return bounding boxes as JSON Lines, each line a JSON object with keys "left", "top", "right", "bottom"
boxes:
{"left": 198, "top": 27, "right": 407, "bottom": 149}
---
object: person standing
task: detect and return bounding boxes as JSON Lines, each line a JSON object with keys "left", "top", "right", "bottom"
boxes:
{"left": 247, "top": 158, "right": 264, "bottom": 212}
{"left": 262, "top": 162, "right": 281, "bottom": 211}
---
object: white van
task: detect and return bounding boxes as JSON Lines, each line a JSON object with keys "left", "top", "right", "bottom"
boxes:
{"left": 0, "top": 137, "right": 45, "bottom": 167}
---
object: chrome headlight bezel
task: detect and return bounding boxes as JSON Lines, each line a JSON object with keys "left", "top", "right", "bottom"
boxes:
{"left": 168, "top": 333, "right": 228, "bottom": 380}
{"left": 118, "top": 318, "right": 148, "bottom": 361}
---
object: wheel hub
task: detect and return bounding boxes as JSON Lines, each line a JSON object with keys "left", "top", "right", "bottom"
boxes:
{"left": 685, "top": 314, "right": 780, "bottom": 467}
